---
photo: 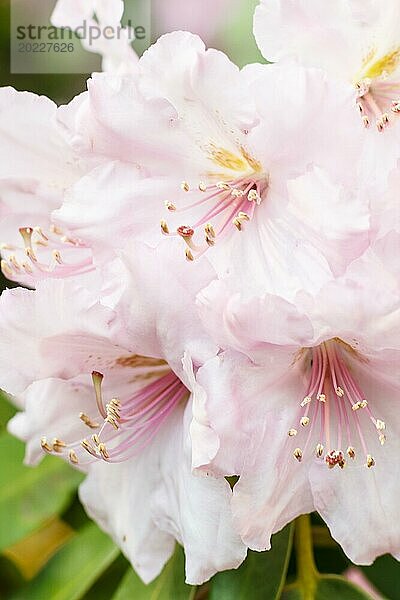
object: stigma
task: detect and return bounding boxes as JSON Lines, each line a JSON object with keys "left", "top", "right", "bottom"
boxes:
{"left": 288, "top": 339, "right": 385, "bottom": 471}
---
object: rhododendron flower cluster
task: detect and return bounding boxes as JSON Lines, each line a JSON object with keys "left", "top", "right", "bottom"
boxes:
{"left": 0, "top": 0, "right": 399, "bottom": 586}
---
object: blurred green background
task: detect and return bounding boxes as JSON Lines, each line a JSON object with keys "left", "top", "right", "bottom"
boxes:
{"left": 0, "top": 0, "right": 398, "bottom": 598}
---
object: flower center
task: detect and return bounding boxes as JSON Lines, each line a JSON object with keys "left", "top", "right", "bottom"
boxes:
{"left": 1, "top": 225, "right": 93, "bottom": 282}
{"left": 41, "top": 365, "right": 189, "bottom": 465}
{"left": 354, "top": 48, "right": 400, "bottom": 131}
{"left": 288, "top": 339, "right": 385, "bottom": 470}
{"left": 160, "top": 146, "right": 268, "bottom": 260}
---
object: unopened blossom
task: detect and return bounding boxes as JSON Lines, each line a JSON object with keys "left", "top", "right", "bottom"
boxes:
{"left": 51, "top": 0, "right": 138, "bottom": 74}
{"left": 254, "top": 0, "right": 400, "bottom": 135}
{"left": 0, "top": 240, "right": 246, "bottom": 583}
{"left": 54, "top": 31, "right": 369, "bottom": 297}
{"left": 195, "top": 231, "right": 400, "bottom": 565}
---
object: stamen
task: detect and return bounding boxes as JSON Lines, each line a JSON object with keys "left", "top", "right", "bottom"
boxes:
{"left": 293, "top": 448, "right": 303, "bottom": 462}
{"left": 316, "top": 443, "right": 324, "bottom": 458}
{"left": 355, "top": 75, "right": 400, "bottom": 131}
{"left": 185, "top": 248, "right": 194, "bottom": 262}
{"left": 52, "top": 438, "right": 66, "bottom": 453}
{"left": 347, "top": 446, "right": 356, "bottom": 459}
{"left": 41, "top": 437, "right": 52, "bottom": 453}
{"left": 1, "top": 260, "right": 13, "bottom": 278}
{"left": 181, "top": 181, "right": 190, "bottom": 192}
{"left": 98, "top": 443, "right": 109, "bottom": 460}
{"left": 366, "top": 455, "right": 375, "bottom": 468}
{"left": 301, "top": 396, "right": 312, "bottom": 407}
{"left": 1, "top": 224, "right": 94, "bottom": 282}
{"left": 69, "top": 449, "right": 79, "bottom": 464}
{"left": 248, "top": 189, "right": 262, "bottom": 204}
{"left": 44, "top": 367, "right": 189, "bottom": 465}
{"left": 81, "top": 439, "right": 97, "bottom": 457}
{"left": 161, "top": 171, "right": 268, "bottom": 260}
{"left": 287, "top": 339, "right": 385, "bottom": 473}
{"left": 160, "top": 220, "right": 170, "bottom": 235}
{"left": 52, "top": 250, "right": 62, "bottom": 264}
{"left": 79, "top": 413, "right": 100, "bottom": 429}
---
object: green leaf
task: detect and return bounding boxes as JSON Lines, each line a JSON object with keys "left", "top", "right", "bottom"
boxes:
{"left": 209, "top": 523, "right": 294, "bottom": 600}
{"left": 282, "top": 576, "right": 375, "bottom": 600}
{"left": 362, "top": 555, "right": 400, "bottom": 600}
{"left": 85, "top": 555, "right": 130, "bottom": 600}
{"left": 316, "top": 575, "right": 375, "bottom": 599}
{"left": 0, "top": 432, "right": 83, "bottom": 551}
{"left": 112, "top": 545, "right": 195, "bottom": 600}
{"left": 10, "top": 523, "right": 119, "bottom": 600}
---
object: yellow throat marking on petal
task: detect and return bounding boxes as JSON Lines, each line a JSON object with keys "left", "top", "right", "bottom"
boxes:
{"left": 355, "top": 46, "right": 400, "bottom": 82}
{"left": 115, "top": 355, "right": 167, "bottom": 369}
{"left": 208, "top": 146, "right": 248, "bottom": 171}
{"left": 207, "top": 145, "right": 263, "bottom": 176}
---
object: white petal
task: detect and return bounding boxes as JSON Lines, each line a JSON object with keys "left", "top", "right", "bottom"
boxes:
{"left": 79, "top": 405, "right": 246, "bottom": 584}
{"left": 8, "top": 377, "right": 93, "bottom": 465}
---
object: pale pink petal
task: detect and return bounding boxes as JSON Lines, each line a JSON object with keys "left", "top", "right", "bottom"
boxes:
{"left": 8, "top": 377, "right": 94, "bottom": 465}
{"left": 246, "top": 64, "right": 362, "bottom": 186}
{"left": 310, "top": 439, "right": 400, "bottom": 564}
{"left": 286, "top": 167, "right": 370, "bottom": 276}
{"left": 253, "top": 0, "right": 361, "bottom": 78}
{"left": 0, "top": 87, "right": 80, "bottom": 186}
{"left": 104, "top": 240, "right": 219, "bottom": 371}
{"left": 197, "top": 278, "right": 314, "bottom": 361}
{"left": 139, "top": 31, "right": 256, "bottom": 135}
{"left": 53, "top": 162, "right": 162, "bottom": 262}
{"left": 80, "top": 405, "right": 246, "bottom": 584}
{"left": 183, "top": 352, "right": 220, "bottom": 470}
{"left": 0, "top": 280, "right": 115, "bottom": 396}
{"left": 72, "top": 32, "right": 257, "bottom": 176}
{"left": 230, "top": 374, "right": 315, "bottom": 550}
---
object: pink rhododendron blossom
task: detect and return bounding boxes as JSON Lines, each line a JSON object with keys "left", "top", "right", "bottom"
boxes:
{"left": 0, "top": 88, "right": 98, "bottom": 285}
{"left": 254, "top": 0, "right": 400, "bottom": 149}
{"left": 51, "top": 0, "right": 138, "bottom": 74}
{"left": 196, "top": 232, "right": 400, "bottom": 564}
{"left": 0, "top": 86, "right": 155, "bottom": 286}
{"left": 0, "top": 241, "right": 247, "bottom": 583}
{"left": 1, "top": 0, "right": 400, "bottom": 588}
{"left": 54, "top": 32, "right": 369, "bottom": 295}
